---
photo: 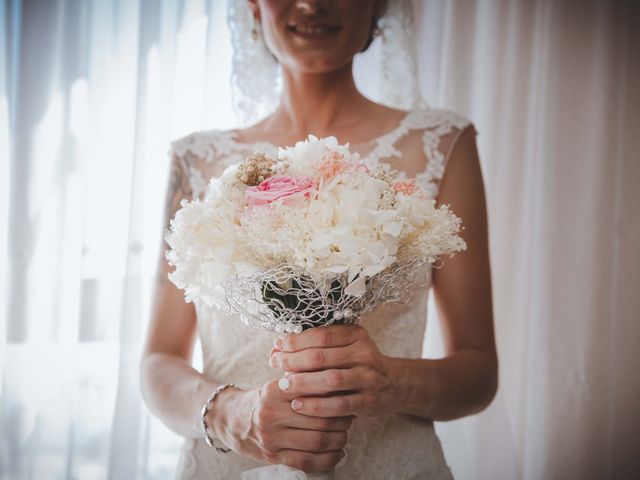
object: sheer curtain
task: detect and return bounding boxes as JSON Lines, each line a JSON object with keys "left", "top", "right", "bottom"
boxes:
{"left": 1, "top": 1, "right": 638, "bottom": 479}
{"left": 1, "top": 1, "right": 237, "bottom": 478}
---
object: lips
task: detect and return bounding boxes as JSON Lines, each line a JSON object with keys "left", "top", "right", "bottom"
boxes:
{"left": 286, "top": 22, "right": 341, "bottom": 36}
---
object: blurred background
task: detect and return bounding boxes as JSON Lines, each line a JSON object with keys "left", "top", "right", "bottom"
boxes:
{"left": 1, "top": 0, "right": 638, "bottom": 479}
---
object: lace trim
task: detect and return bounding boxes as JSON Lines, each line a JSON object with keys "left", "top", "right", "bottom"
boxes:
{"left": 168, "top": 106, "right": 473, "bottom": 200}
{"left": 187, "top": 165, "right": 208, "bottom": 200}
{"left": 363, "top": 106, "right": 470, "bottom": 163}
{"left": 364, "top": 107, "right": 472, "bottom": 198}
{"left": 413, "top": 111, "right": 474, "bottom": 198}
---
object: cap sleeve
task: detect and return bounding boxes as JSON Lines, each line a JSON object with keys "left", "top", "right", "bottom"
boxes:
{"left": 416, "top": 110, "right": 477, "bottom": 199}
{"left": 167, "top": 129, "right": 226, "bottom": 202}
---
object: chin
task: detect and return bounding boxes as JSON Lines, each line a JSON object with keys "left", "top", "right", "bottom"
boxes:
{"left": 286, "top": 53, "right": 351, "bottom": 75}
{"left": 280, "top": 40, "right": 357, "bottom": 75}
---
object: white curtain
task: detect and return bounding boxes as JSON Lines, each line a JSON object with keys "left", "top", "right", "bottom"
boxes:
{"left": 416, "top": 1, "right": 640, "bottom": 478}
{"left": 1, "top": 1, "right": 638, "bottom": 479}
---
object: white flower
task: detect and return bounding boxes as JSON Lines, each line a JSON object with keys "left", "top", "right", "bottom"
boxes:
{"left": 219, "top": 163, "right": 240, "bottom": 186}
{"left": 278, "top": 135, "right": 353, "bottom": 179}
{"left": 302, "top": 171, "right": 401, "bottom": 283}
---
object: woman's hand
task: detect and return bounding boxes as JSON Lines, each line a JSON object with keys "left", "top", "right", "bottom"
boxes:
{"left": 269, "top": 325, "right": 399, "bottom": 419}
{"left": 210, "top": 381, "right": 350, "bottom": 473}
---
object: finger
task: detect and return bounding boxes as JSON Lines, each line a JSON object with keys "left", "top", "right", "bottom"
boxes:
{"left": 277, "top": 448, "right": 345, "bottom": 474}
{"left": 278, "top": 325, "right": 363, "bottom": 352}
{"left": 272, "top": 346, "right": 359, "bottom": 372}
{"left": 272, "top": 382, "right": 355, "bottom": 430}
{"left": 276, "top": 407, "right": 354, "bottom": 432}
{"left": 275, "top": 427, "right": 347, "bottom": 453}
{"left": 281, "top": 368, "right": 372, "bottom": 396}
{"left": 290, "top": 392, "right": 366, "bottom": 417}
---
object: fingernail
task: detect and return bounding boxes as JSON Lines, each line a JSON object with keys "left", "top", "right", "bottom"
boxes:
{"left": 291, "top": 399, "right": 303, "bottom": 411}
{"left": 278, "top": 377, "right": 290, "bottom": 391}
{"left": 274, "top": 337, "right": 283, "bottom": 350}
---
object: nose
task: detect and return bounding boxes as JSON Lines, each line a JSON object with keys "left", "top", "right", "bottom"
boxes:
{"left": 294, "top": 0, "right": 331, "bottom": 16}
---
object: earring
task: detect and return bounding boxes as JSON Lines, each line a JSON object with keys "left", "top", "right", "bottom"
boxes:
{"left": 372, "top": 16, "right": 382, "bottom": 39}
{"left": 251, "top": 17, "right": 260, "bottom": 41}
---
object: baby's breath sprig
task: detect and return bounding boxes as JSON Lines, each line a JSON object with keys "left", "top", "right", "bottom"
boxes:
{"left": 238, "top": 152, "right": 276, "bottom": 186}
{"left": 379, "top": 187, "right": 397, "bottom": 209}
{"left": 372, "top": 164, "right": 399, "bottom": 184}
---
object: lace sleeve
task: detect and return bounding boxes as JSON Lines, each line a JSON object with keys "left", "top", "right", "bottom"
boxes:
{"left": 416, "top": 111, "right": 478, "bottom": 199}
{"left": 167, "top": 130, "right": 226, "bottom": 204}
{"left": 162, "top": 146, "right": 194, "bottom": 233}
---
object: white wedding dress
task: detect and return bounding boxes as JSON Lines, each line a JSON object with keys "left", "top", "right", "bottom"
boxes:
{"left": 169, "top": 104, "right": 475, "bottom": 480}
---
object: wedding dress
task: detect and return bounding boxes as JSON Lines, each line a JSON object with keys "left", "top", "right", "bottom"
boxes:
{"left": 169, "top": 103, "right": 475, "bottom": 480}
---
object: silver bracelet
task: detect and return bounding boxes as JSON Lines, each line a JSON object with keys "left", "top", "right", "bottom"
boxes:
{"left": 200, "top": 383, "right": 237, "bottom": 453}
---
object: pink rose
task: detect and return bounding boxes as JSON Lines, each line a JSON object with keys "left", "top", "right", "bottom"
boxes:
{"left": 245, "top": 175, "right": 316, "bottom": 207}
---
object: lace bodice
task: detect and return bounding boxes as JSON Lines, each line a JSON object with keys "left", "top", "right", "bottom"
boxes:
{"left": 170, "top": 105, "right": 475, "bottom": 202}
{"left": 170, "top": 105, "right": 475, "bottom": 479}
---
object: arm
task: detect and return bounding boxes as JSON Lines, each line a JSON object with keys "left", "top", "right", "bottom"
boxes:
{"left": 388, "top": 124, "right": 498, "bottom": 420}
{"left": 139, "top": 151, "right": 239, "bottom": 439}
{"left": 140, "top": 150, "right": 352, "bottom": 472}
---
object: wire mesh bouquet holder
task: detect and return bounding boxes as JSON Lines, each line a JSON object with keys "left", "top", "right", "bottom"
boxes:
{"left": 222, "top": 256, "right": 436, "bottom": 333}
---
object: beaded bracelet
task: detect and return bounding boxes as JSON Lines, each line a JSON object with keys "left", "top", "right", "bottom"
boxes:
{"left": 200, "top": 383, "right": 237, "bottom": 453}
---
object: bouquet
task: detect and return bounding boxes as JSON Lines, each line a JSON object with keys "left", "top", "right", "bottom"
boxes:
{"left": 165, "top": 135, "right": 467, "bottom": 479}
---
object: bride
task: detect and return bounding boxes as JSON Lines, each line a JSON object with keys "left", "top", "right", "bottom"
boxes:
{"left": 140, "top": 0, "right": 497, "bottom": 478}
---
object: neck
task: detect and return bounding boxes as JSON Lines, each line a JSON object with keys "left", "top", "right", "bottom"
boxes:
{"left": 271, "top": 63, "right": 374, "bottom": 138}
